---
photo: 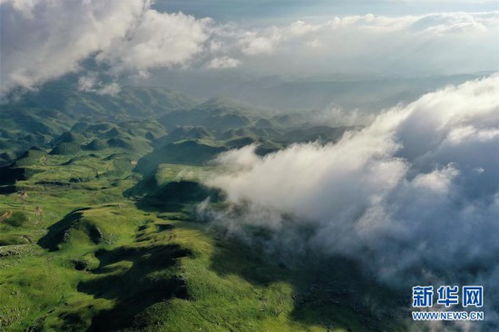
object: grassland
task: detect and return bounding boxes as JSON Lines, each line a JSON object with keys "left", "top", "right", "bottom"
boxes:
{"left": 0, "top": 145, "right": 410, "bottom": 331}
{"left": 0, "top": 85, "right": 411, "bottom": 331}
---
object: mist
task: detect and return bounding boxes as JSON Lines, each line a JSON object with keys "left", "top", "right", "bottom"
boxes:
{"left": 2, "top": 0, "right": 498, "bottom": 104}
{"left": 203, "top": 74, "right": 499, "bottom": 327}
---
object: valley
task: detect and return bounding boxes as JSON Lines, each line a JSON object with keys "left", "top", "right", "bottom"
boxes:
{"left": 0, "top": 85, "right": 406, "bottom": 331}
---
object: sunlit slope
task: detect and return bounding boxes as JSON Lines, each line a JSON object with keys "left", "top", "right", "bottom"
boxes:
{"left": 0, "top": 147, "right": 406, "bottom": 331}
{"left": 0, "top": 83, "right": 406, "bottom": 331}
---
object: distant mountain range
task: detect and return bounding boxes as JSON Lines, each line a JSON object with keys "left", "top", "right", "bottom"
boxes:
{"left": 0, "top": 82, "right": 354, "bottom": 167}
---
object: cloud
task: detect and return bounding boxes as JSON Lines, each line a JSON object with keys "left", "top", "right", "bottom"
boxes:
{"left": 0, "top": 0, "right": 212, "bottom": 95}
{"left": 0, "top": 0, "right": 145, "bottom": 94}
{"left": 205, "top": 74, "right": 499, "bottom": 326}
{"left": 1, "top": 1, "right": 498, "bottom": 95}
{"left": 225, "top": 12, "right": 499, "bottom": 76}
{"left": 97, "top": 10, "right": 212, "bottom": 75}
{"left": 239, "top": 29, "right": 282, "bottom": 55}
{"left": 77, "top": 73, "right": 121, "bottom": 96}
{"left": 206, "top": 56, "right": 241, "bottom": 69}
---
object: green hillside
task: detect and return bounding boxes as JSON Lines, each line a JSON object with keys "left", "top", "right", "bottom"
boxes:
{"left": 0, "top": 148, "right": 407, "bottom": 331}
{"left": 0, "top": 85, "right": 409, "bottom": 331}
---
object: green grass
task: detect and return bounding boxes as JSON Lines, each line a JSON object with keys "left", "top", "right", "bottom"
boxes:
{"left": 0, "top": 148, "right": 408, "bottom": 331}
{"left": 0, "top": 82, "right": 427, "bottom": 331}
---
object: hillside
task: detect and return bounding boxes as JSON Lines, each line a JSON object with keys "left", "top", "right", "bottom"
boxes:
{"left": 0, "top": 85, "right": 409, "bottom": 331}
{"left": 0, "top": 147, "right": 406, "bottom": 331}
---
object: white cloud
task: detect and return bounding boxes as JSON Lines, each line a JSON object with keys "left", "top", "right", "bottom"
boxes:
{"left": 239, "top": 30, "right": 282, "bottom": 55}
{"left": 77, "top": 73, "right": 121, "bottom": 96}
{"left": 211, "top": 144, "right": 261, "bottom": 172}
{"left": 0, "top": 0, "right": 212, "bottom": 95}
{"left": 412, "top": 164, "right": 458, "bottom": 193}
{"left": 97, "top": 10, "right": 212, "bottom": 74}
{"left": 205, "top": 74, "right": 499, "bottom": 325}
{"left": 227, "top": 12, "right": 499, "bottom": 76}
{"left": 1, "top": 2, "right": 498, "bottom": 95}
{"left": 206, "top": 56, "right": 241, "bottom": 69}
{"left": 0, "top": 0, "right": 146, "bottom": 94}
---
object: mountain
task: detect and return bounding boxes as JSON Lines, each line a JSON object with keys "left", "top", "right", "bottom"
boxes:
{"left": 147, "top": 71, "right": 487, "bottom": 111}
{"left": 0, "top": 83, "right": 195, "bottom": 165}
{"left": 0, "top": 83, "right": 410, "bottom": 331}
{"left": 3, "top": 81, "right": 198, "bottom": 120}
{"left": 158, "top": 97, "right": 260, "bottom": 131}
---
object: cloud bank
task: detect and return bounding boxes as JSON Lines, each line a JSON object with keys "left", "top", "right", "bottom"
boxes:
{"left": 206, "top": 75, "right": 499, "bottom": 326}
{"left": 225, "top": 12, "right": 499, "bottom": 77}
{"left": 0, "top": 0, "right": 211, "bottom": 94}
{"left": 1, "top": 1, "right": 498, "bottom": 95}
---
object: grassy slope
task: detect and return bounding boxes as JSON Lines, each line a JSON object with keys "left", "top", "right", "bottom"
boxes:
{"left": 0, "top": 146, "right": 408, "bottom": 331}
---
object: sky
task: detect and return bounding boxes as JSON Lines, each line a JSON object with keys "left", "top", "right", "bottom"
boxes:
{"left": 154, "top": 0, "right": 499, "bottom": 23}
{"left": 1, "top": 0, "right": 498, "bottom": 97}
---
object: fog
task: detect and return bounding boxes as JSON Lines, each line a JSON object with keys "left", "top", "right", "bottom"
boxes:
{"left": 204, "top": 74, "right": 499, "bottom": 327}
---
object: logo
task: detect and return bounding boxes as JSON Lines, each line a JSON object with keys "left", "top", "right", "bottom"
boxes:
{"left": 462, "top": 286, "right": 483, "bottom": 308}
{"left": 411, "top": 285, "right": 484, "bottom": 321}
{"left": 412, "top": 286, "right": 433, "bottom": 308}
{"left": 437, "top": 285, "right": 459, "bottom": 307}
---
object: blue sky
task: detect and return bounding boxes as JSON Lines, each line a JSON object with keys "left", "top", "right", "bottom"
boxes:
{"left": 154, "top": 0, "right": 499, "bottom": 23}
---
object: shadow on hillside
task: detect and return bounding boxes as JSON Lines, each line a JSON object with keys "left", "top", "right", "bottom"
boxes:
{"left": 125, "top": 176, "right": 222, "bottom": 214}
{"left": 0, "top": 166, "right": 26, "bottom": 194}
{"left": 38, "top": 208, "right": 91, "bottom": 251}
{"left": 121, "top": 170, "right": 404, "bottom": 330}
{"left": 207, "top": 237, "right": 405, "bottom": 330}
{"left": 78, "top": 243, "right": 191, "bottom": 331}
